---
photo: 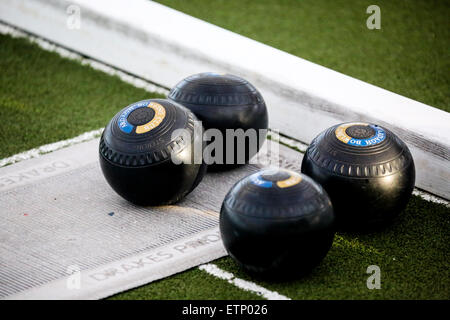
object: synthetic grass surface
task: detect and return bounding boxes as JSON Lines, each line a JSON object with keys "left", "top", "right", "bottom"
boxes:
{"left": 0, "top": 34, "right": 164, "bottom": 159}
{"left": 156, "top": 0, "right": 450, "bottom": 112}
{"left": 1, "top": 33, "right": 449, "bottom": 300}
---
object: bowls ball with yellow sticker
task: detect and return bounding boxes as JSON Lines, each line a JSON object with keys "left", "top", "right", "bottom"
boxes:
{"left": 99, "top": 99, "right": 207, "bottom": 206}
{"left": 301, "top": 122, "right": 415, "bottom": 231}
{"left": 220, "top": 168, "right": 335, "bottom": 277}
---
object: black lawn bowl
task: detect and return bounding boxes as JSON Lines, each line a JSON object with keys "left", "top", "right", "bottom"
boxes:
{"left": 99, "top": 99, "right": 206, "bottom": 206}
{"left": 301, "top": 122, "right": 415, "bottom": 231}
{"left": 220, "top": 168, "right": 335, "bottom": 278}
{"left": 168, "top": 72, "right": 268, "bottom": 171}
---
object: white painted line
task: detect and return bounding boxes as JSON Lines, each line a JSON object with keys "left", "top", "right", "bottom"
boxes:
{"left": 0, "top": 22, "right": 169, "bottom": 96}
{"left": 198, "top": 264, "right": 291, "bottom": 300}
{"left": 412, "top": 190, "right": 449, "bottom": 207}
{"left": 0, "top": 128, "right": 103, "bottom": 168}
{"left": 269, "top": 130, "right": 308, "bottom": 153}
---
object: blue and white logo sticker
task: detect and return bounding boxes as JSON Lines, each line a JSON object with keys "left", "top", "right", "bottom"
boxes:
{"left": 250, "top": 169, "right": 302, "bottom": 189}
{"left": 117, "top": 101, "right": 148, "bottom": 134}
{"left": 335, "top": 123, "right": 386, "bottom": 147}
{"left": 117, "top": 101, "right": 166, "bottom": 134}
{"left": 251, "top": 175, "right": 273, "bottom": 188}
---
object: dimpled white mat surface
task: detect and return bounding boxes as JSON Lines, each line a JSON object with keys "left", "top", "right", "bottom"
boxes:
{"left": 0, "top": 139, "right": 302, "bottom": 299}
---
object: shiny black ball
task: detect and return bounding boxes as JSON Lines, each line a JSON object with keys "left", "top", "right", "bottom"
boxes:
{"left": 301, "top": 122, "right": 415, "bottom": 230}
{"left": 220, "top": 168, "right": 335, "bottom": 277}
{"left": 169, "top": 73, "right": 268, "bottom": 170}
{"left": 99, "top": 99, "right": 206, "bottom": 206}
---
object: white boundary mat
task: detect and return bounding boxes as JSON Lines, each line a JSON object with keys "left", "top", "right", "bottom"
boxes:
{"left": 0, "top": 139, "right": 302, "bottom": 299}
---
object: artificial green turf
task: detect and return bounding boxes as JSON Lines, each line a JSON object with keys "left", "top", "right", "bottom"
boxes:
{"left": 1, "top": 30, "right": 449, "bottom": 300}
{"left": 156, "top": 0, "right": 450, "bottom": 112}
{"left": 0, "top": 34, "right": 164, "bottom": 159}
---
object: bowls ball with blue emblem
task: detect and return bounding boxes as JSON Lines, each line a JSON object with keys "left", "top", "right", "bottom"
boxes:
{"left": 301, "top": 122, "right": 415, "bottom": 230}
{"left": 99, "top": 99, "right": 207, "bottom": 206}
{"left": 220, "top": 168, "right": 335, "bottom": 278}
